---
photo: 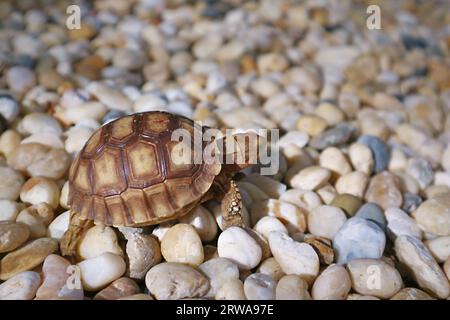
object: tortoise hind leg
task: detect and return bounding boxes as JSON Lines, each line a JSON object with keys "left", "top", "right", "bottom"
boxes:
{"left": 219, "top": 180, "right": 245, "bottom": 229}
{"left": 60, "top": 210, "right": 93, "bottom": 258}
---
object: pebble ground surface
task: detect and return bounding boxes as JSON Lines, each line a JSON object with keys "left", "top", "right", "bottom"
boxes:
{"left": 0, "top": 0, "right": 450, "bottom": 300}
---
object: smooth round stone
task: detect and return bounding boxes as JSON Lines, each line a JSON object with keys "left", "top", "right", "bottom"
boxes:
{"left": 296, "top": 115, "right": 328, "bottom": 136}
{"left": 276, "top": 274, "right": 311, "bottom": 300}
{"left": 390, "top": 288, "right": 434, "bottom": 300}
{"left": 309, "top": 123, "right": 355, "bottom": 150}
{"left": 7, "top": 143, "right": 71, "bottom": 179}
{"left": 0, "top": 221, "right": 30, "bottom": 253}
{"left": 217, "top": 227, "right": 262, "bottom": 270}
{"left": 277, "top": 131, "right": 309, "bottom": 150}
{"left": 389, "top": 148, "right": 408, "bottom": 171}
{"left": 0, "top": 200, "right": 22, "bottom": 221}
{"left": 253, "top": 216, "right": 288, "bottom": 240}
{"left": 0, "top": 271, "right": 41, "bottom": 300}
{"left": 20, "top": 177, "right": 60, "bottom": 209}
{"left": 406, "top": 158, "right": 434, "bottom": 190}
{"left": 47, "top": 210, "right": 70, "bottom": 240}
{"left": 0, "top": 238, "right": 58, "bottom": 280}
{"left": 257, "top": 257, "right": 285, "bottom": 281}
{"left": 319, "top": 147, "right": 352, "bottom": 177}
{"left": 119, "top": 227, "right": 161, "bottom": 280}
{"left": 199, "top": 258, "right": 240, "bottom": 298}
{"left": 312, "top": 264, "right": 351, "bottom": 300}
{"left": 55, "top": 102, "right": 107, "bottom": 126}
{"left": 333, "top": 217, "right": 386, "bottom": 265}
{"left": 349, "top": 143, "right": 374, "bottom": 175}
{"left": 179, "top": 206, "right": 218, "bottom": 242}
{"left": 145, "top": 262, "right": 209, "bottom": 300}
{"left": 303, "top": 235, "right": 335, "bottom": 265}
{"left": 16, "top": 203, "right": 53, "bottom": 239}
{"left": 78, "top": 253, "right": 126, "bottom": 292}
{"left": 385, "top": 208, "right": 422, "bottom": 240}
{"left": 412, "top": 195, "right": 450, "bottom": 236}
{"left": 113, "top": 48, "right": 146, "bottom": 70}
{"left": 19, "top": 112, "right": 62, "bottom": 136}
{"left": 245, "top": 229, "right": 272, "bottom": 261}
{"left": 315, "top": 102, "right": 346, "bottom": 126}
{"left": 251, "top": 199, "right": 306, "bottom": 234}
{"left": 242, "top": 174, "right": 287, "bottom": 199}
{"left": 335, "top": 171, "right": 368, "bottom": 198}
{"left": 59, "top": 182, "right": 69, "bottom": 209}
{"left": 6, "top": 66, "right": 36, "bottom": 94}
{"left": 355, "top": 203, "right": 386, "bottom": 230}
{"left": 290, "top": 166, "right": 331, "bottom": 191}
{"left": 316, "top": 184, "right": 338, "bottom": 205}
{"left": 425, "top": 236, "right": 450, "bottom": 263}
{"left": 308, "top": 205, "right": 347, "bottom": 239}
{"left": 94, "top": 277, "right": 140, "bottom": 300}
{"left": 402, "top": 192, "right": 423, "bottom": 213}
{"left": 279, "top": 189, "right": 322, "bottom": 214}
{"left": 365, "top": 171, "right": 403, "bottom": 210}
{"left": 0, "top": 166, "right": 24, "bottom": 200}
{"left": 244, "top": 273, "right": 276, "bottom": 300}
{"left": 65, "top": 126, "right": 96, "bottom": 154}
{"left": 0, "top": 130, "right": 22, "bottom": 158}
{"left": 78, "top": 225, "right": 123, "bottom": 260}
{"left": 86, "top": 82, "right": 132, "bottom": 112}
{"left": 330, "top": 194, "right": 363, "bottom": 216}
{"left": 268, "top": 232, "right": 319, "bottom": 283}
{"left": 21, "top": 132, "right": 65, "bottom": 149}
{"left": 151, "top": 222, "right": 175, "bottom": 241}
{"left": 35, "top": 254, "right": 83, "bottom": 300}
{"left": 0, "top": 94, "right": 19, "bottom": 122}
{"left": 161, "top": 224, "right": 204, "bottom": 267}
{"left": 357, "top": 135, "right": 390, "bottom": 173}
{"left": 395, "top": 235, "right": 450, "bottom": 299}
{"left": 215, "top": 279, "right": 246, "bottom": 300}
{"left": 346, "top": 259, "right": 403, "bottom": 299}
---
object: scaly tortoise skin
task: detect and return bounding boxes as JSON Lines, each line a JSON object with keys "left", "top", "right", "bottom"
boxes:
{"left": 60, "top": 111, "right": 252, "bottom": 257}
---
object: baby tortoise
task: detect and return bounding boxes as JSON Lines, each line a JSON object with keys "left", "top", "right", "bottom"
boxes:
{"left": 61, "top": 111, "right": 261, "bottom": 256}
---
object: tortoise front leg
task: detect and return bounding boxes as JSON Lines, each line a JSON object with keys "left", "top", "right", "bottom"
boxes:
{"left": 60, "top": 210, "right": 94, "bottom": 258}
{"left": 219, "top": 179, "right": 245, "bottom": 229}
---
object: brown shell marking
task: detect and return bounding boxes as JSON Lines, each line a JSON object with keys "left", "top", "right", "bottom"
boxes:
{"left": 68, "top": 111, "right": 222, "bottom": 227}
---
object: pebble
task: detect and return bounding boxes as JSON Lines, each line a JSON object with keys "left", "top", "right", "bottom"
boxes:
{"left": 365, "top": 171, "right": 403, "bottom": 210}
{"left": 395, "top": 235, "right": 450, "bottom": 299}
{"left": 243, "top": 273, "right": 276, "bottom": 300}
{"left": 303, "top": 235, "right": 335, "bottom": 265}
{"left": 6, "top": 66, "right": 36, "bottom": 95}
{"left": 0, "top": 200, "right": 22, "bottom": 221}
{"left": 47, "top": 210, "right": 70, "bottom": 240}
{"left": 357, "top": 135, "right": 390, "bottom": 173}
{"left": 276, "top": 275, "right": 311, "bottom": 300}
{"left": 311, "top": 264, "right": 351, "bottom": 300}
{"left": 242, "top": 174, "right": 287, "bottom": 199}
{"left": 19, "top": 112, "right": 63, "bottom": 136}
{"left": 425, "top": 237, "right": 450, "bottom": 263}
{"left": 315, "top": 103, "right": 345, "bottom": 126}
{"left": 348, "top": 143, "right": 374, "bottom": 175}
{"left": 309, "top": 123, "right": 354, "bottom": 150}
{"left": 19, "top": 177, "right": 60, "bottom": 209}
{"left": 355, "top": 203, "right": 387, "bottom": 230}
{"left": 331, "top": 194, "right": 363, "bottom": 217}
{"left": 0, "top": 221, "right": 30, "bottom": 253}
{"left": 253, "top": 216, "right": 288, "bottom": 241}
{"left": 0, "top": 94, "right": 19, "bottom": 122}
{"left": 279, "top": 189, "right": 322, "bottom": 214}
{"left": 316, "top": 184, "right": 338, "bottom": 205}
{"left": 7, "top": 143, "right": 71, "bottom": 179}
{"left": 0, "top": 238, "right": 58, "bottom": 280}
{"left": 78, "top": 253, "right": 126, "bottom": 292}
{"left": 251, "top": 199, "right": 306, "bottom": 234}
{"left": 215, "top": 279, "right": 246, "bottom": 300}
{"left": 199, "top": 258, "right": 240, "bottom": 298}
{"left": 54, "top": 102, "right": 107, "bottom": 126}
{"left": 268, "top": 232, "right": 319, "bottom": 284}
{"left": 257, "top": 257, "right": 285, "bottom": 281}
{"left": 179, "top": 206, "right": 218, "bottom": 242}
{"left": 290, "top": 166, "right": 331, "bottom": 191}
{"left": 335, "top": 171, "right": 369, "bottom": 198}
{"left": 0, "top": 271, "right": 41, "bottom": 300}
{"left": 119, "top": 227, "right": 161, "bottom": 280}
{"left": 319, "top": 147, "right": 352, "bottom": 177}
{"left": 78, "top": 225, "right": 123, "bottom": 260}
{"left": 406, "top": 158, "right": 434, "bottom": 190}
{"left": 145, "top": 262, "right": 210, "bottom": 300}
{"left": 390, "top": 288, "right": 434, "bottom": 300}
{"left": 35, "top": 254, "right": 83, "bottom": 300}
{"left": 0, "top": 130, "right": 22, "bottom": 159}
{"left": 94, "top": 277, "right": 140, "bottom": 300}
{"left": 161, "top": 223, "right": 204, "bottom": 267}
{"left": 333, "top": 217, "right": 386, "bottom": 265}
{"left": 346, "top": 259, "right": 403, "bottom": 299}
{"left": 385, "top": 208, "right": 422, "bottom": 240}
{"left": 307, "top": 205, "right": 347, "bottom": 239}
{"left": 402, "top": 192, "right": 423, "bottom": 213}
{"left": 21, "top": 132, "right": 65, "bottom": 149}
{"left": 0, "top": 166, "right": 24, "bottom": 201}
{"left": 277, "top": 131, "right": 310, "bottom": 150}
{"left": 86, "top": 82, "right": 132, "bottom": 112}
{"left": 412, "top": 195, "right": 450, "bottom": 236}
{"left": 296, "top": 115, "right": 328, "bottom": 136}
{"left": 217, "top": 227, "right": 262, "bottom": 270}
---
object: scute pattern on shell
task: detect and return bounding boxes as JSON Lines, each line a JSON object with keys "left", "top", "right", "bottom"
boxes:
{"left": 68, "top": 111, "right": 222, "bottom": 227}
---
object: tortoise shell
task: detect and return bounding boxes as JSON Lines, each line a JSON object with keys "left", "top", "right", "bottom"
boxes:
{"left": 68, "top": 111, "right": 222, "bottom": 227}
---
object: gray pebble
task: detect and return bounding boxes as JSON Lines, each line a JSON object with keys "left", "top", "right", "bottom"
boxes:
{"left": 0, "top": 94, "right": 19, "bottom": 122}
{"left": 355, "top": 202, "right": 387, "bottom": 231}
{"left": 406, "top": 158, "right": 434, "bottom": 190}
{"left": 357, "top": 135, "right": 390, "bottom": 174}
{"left": 309, "top": 123, "right": 356, "bottom": 150}
{"left": 333, "top": 217, "right": 386, "bottom": 265}
{"left": 402, "top": 192, "right": 423, "bottom": 214}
